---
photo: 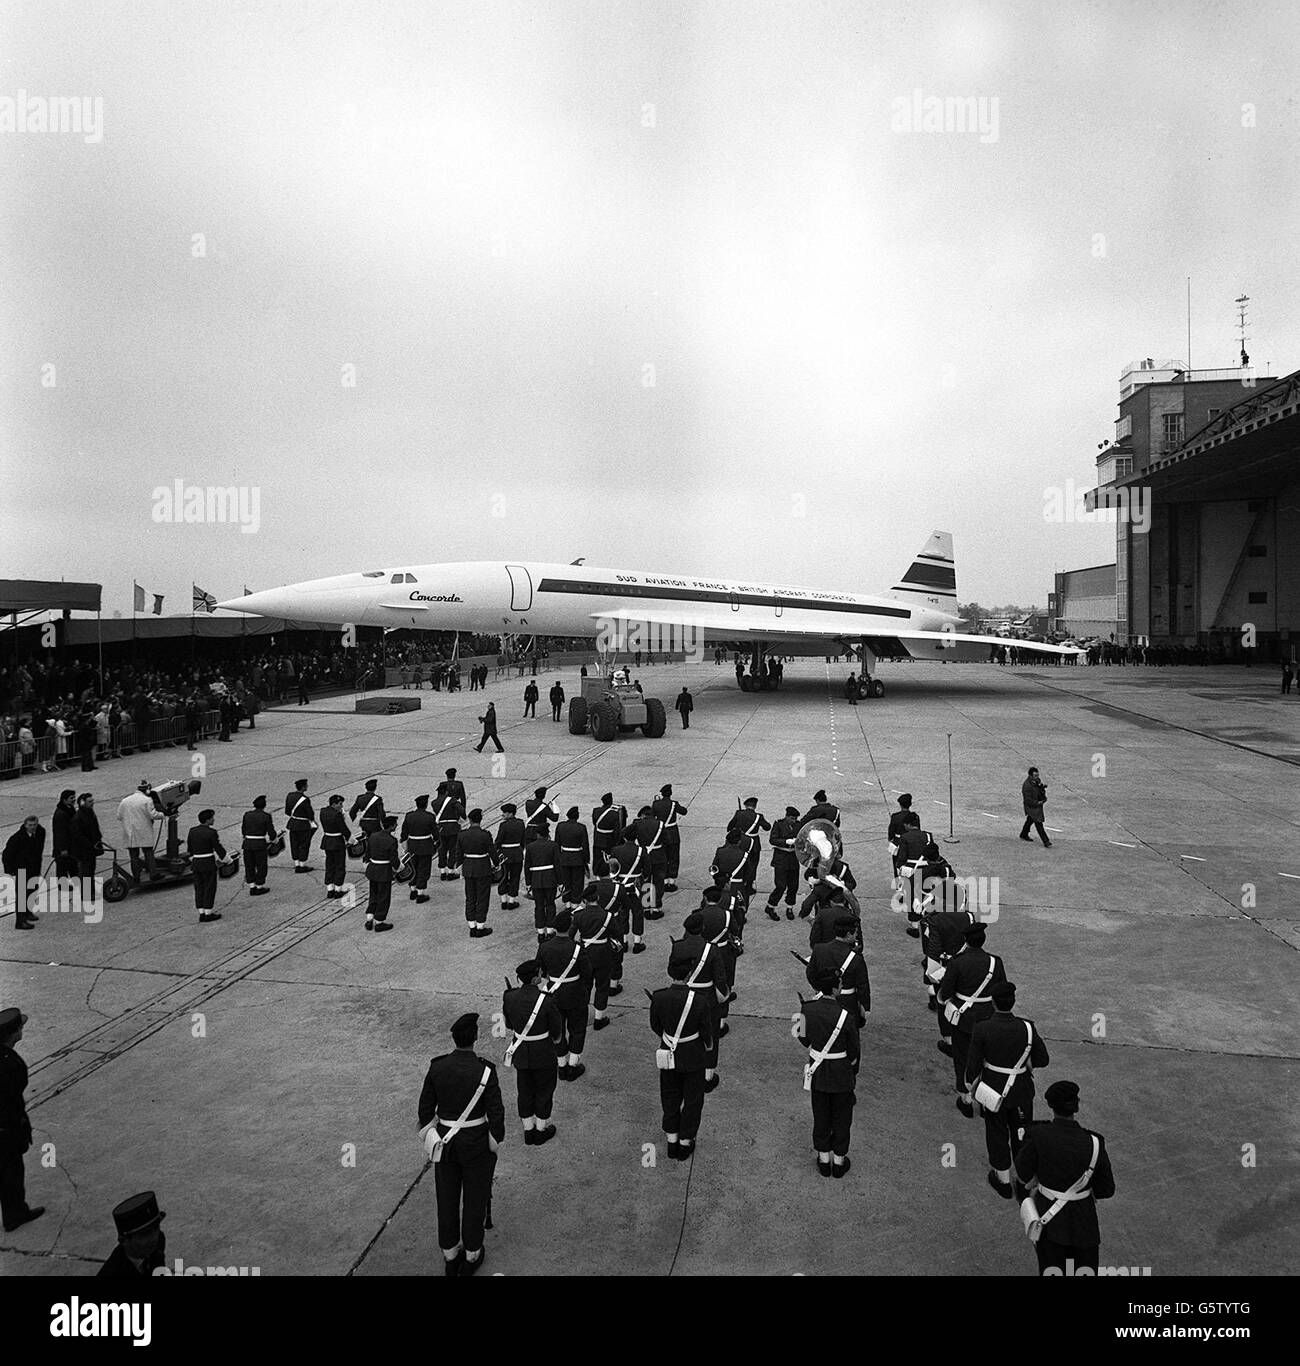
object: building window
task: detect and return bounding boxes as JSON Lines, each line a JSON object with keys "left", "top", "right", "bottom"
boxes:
{"left": 1248, "top": 591, "right": 1268, "bottom": 604}
{"left": 1208, "top": 408, "right": 1221, "bottom": 419}
{"left": 1247, "top": 546, "right": 1267, "bottom": 558}
{"left": 1161, "top": 412, "right": 1184, "bottom": 447}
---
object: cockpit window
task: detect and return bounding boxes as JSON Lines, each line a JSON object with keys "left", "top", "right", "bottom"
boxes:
{"left": 390, "top": 573, "right": 404, "bottom": 583}
{"left": 362, "top": 571, "right": 384, "bottom": 578}
{"left": 404, "top": 573, "right": 418, "bottom": 583}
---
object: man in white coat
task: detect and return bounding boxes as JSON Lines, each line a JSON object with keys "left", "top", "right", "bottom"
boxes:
{"left": 117, "top": 781, "right": 165, "bottom": 882}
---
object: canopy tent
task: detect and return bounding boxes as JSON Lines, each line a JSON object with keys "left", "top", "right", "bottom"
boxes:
{"left": 0, "top": 579, "right": 102, "bottom": 614}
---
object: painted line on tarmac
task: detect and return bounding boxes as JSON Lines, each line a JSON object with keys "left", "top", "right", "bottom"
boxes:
{"left": 980, "top": 812, "right": 999, "bottom": 819}
{"left": 1278, "top": 872, "right": 1300, "bottom": 880}
{"left": 1180, "top": 854, "right": 1207, "bottom": 862}
{"left": 1109, "top": 840, "right": 1138, "bottom": 848}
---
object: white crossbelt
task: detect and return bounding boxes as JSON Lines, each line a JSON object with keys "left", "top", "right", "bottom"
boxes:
{"left": 529, "top": 863, "right": 554, "bottom": 872}
{"left": 546, "top": 943, "right": 582, "bottom": 989}
{"left": 804, "top": 1007, "right": 850, "bottom": 1090}
{"left": 369, "top": 858, "right": 391, "bottom": 865}
{"left": 190, "top": 851, "right": 217, "bottom": 859}
{"left": 243, "top": 834, "right": 267, "bottom": 841}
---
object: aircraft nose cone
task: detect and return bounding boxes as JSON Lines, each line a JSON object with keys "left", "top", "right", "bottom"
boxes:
{"left": 218, "top": 589, "right": 293, "bottom": 615}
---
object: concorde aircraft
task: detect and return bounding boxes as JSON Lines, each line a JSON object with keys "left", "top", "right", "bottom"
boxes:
{"left": 218, "top": 530, "right": 1078, "bottom": 696}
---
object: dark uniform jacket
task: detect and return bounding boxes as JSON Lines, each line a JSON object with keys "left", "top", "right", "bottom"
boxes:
{"left": 936, "top": 947, "right": 1006, "bottom": 1032}
{"left": 1022, "top": 777, "right": 1047, "bottom": 819}
{"left": 887, "top": 809, "right": 915, "bottom": 841}
{"left": 350, "top": 791, "right": 387, "bottom": 826}
{"left": 2, "top": 826, "right": 44, "bottom": 878}
{"left": 699, "top": 902, "right": 740, "bottom": 952}
{"left": 523, "top": 836, "right": 559, "bottom": 888}
{"left": 710, "top": 843, "right": 747, "bottom": 889}
{"left": 808, "top": 899, "right": 855, "bottom": 949}
{"left": 437, "top": 779, "right": 468, "bottom": 807}
{"left": 456, "top": 826, "right": 497, "bottom": 879}
{"left": 502, "top": 984, "right": 564, "bottom": 1069}
{"left": 609, "top": 837, "right": 644, "bottom": 883}
{"left": 98, "top": 1242, "right": 165, "bottom": 1278}
{"left": 554, "top": 820, "right": 590, "bottom": 870}
{"left": 591, "top": 802, "right": 626, "bottom": 852}
{"left": 895, "top": 826, "right": 929, "bottom": 862}
{"left": 418, "top": 1050, "right": 506, "bottom": 1154}
{"left": 434, "top": 794, "right": 465, "bottom": 831}
{"left": 285, "top": 791, "right": 315, "bottom": 828}
{"left": 400, "top": 808, "right": 438, "bottom": 851}
{"left": 186, "top": 824, "right": 226, "bottom": 861}
{"left": 241, "top": 808, "right": 276, "bottom": 849}
{"left": 319, "top": 806, "right": 350, "bottom": 849}
{"left": 1014, "top": 1116, "right": 1115, "bottom": 1248}
{"left": 801, "top": 801, "right": 841, "bottom": 828}
{"left": 921, "top": 907, "right": 975, "bottom": 963}
{"left": 537, "top": 934, "right": 592, "bottom": 1006}
{"left": 727, "top": 808, "right": 770, "bottom": 862}
{"left": 364, "top": 830, "right": 400, "bottom": 882}
{"left": 494, "top": 816, "right": 527, "bottom": 865}
{"left": 966, "top": 1012, "right": 1049, "bottom": 1108}
{"left": 796, "top": 994, "right": 860, "bottom": 1092}
{"left": 588, "top": 877, "right": 635, "bottom": 933}
{"left": 649, "top": 983, "right": 714, "bottom": 1070}
{"left": 0, "top": 1042, "right": 32, "bottom": 1154}
{"left": 632, "top": 814, "right": 667, "bottom": 865}
{"left": 524, "top": 796, "right": 559, "bottom": 833}
{"left": 548, "top": 684, "right": 565, "bottom": 707}
{"left": 575, "top": 901, "right": 624, "bottom": 956}
{"left": 769, "top": 817, "right": 800, "bottom": 869}
{"left": 809, "top": 940, "right": 871, "bottom": 1013}
{"left": 668, "top": 934, "right": 729, "bottom": 998}
{"left": 650, "top": 795, "right": 687, "bottom": 844}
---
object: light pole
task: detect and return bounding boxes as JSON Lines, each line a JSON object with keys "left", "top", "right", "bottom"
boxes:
{"left": 943, "top": 731, "right": 959, "bottom": 844}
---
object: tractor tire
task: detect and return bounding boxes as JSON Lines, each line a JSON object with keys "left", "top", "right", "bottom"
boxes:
{"left": 568, "top": 697, "right": 589, "bottom": 735}
{"left": 102, "top": 873, "right": 130, "bottom": 903}
{"left": 642, "top": 697, "right": 667, "bottom": 737}
{"left": 589, "top": 701, "right": 618, "bottom": 742}
{"left": 870, "top": 678, "right": 885, "bottom": 698}
{"left": 739, "top": 675, "right": 753, "bottom": 692}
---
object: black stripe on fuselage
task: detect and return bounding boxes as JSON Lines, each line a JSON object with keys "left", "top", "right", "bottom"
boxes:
{"left": 536, "top": 578, "right": 912, "bottom": 620}
{"left": 900, "top": 563, "right": 957, "bottom": 590}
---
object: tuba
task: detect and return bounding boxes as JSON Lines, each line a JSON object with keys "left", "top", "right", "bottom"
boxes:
{"left": 794, "top": 818, "right": 860, "bottom": 916}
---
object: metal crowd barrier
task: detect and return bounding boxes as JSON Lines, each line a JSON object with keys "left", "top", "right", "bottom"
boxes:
{"left": 0, "top": 709, "right": 225, "bottom": 781}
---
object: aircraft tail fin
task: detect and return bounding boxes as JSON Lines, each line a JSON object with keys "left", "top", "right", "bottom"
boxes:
{"left": 883, "top": 530, "right": 958, "bottom": 612}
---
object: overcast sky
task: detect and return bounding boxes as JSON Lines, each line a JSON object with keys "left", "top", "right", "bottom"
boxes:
{"left": 3, "top": 0, "right": 1298, "bottom": 614}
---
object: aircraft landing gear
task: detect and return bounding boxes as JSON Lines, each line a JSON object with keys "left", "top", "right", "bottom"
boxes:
{"left": 739, "top": 643, "right": 779, "bottom": 691}
{"left": 856, "top": 675, "right": 885, "bottom": 699}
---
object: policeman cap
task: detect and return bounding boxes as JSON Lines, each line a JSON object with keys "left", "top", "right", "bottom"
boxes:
{"left": 566, "top": 806, "right": 579, "bottom": 820}
{"left": 683, "top": 912, "right": 704, "bottom": 934}
{"left": 601, "top": 793, "right": 613, "bottom": 804}
{"left": 112, "top": 1191, "right": 165, "bottom": 1237}
{"left": 813, "top": 789, "right": 828, "bottom": 802}
{"left": 553, "top": 910, "right": 573, "bottom": 934}
{"left": 964, "top": 923, "right": 987, "bottom": 945}
{"left": 991, "top": 981, "right": 1017, "bottom": 1009}
{"left": 252, "top": 795, "right": 267, "bottom": 809}
{"left": 784, "top": 805, "right": 800, "bottom": 817}
{"left": 1044, "top": 1080, "right": 1080, "bottom": 1114}
{"left": 451, "top": 1012, "right": 479, "bottom": 1046}
{"left": 515, "top": 961, "right": 540, "bottom": 983}
{"left": 833, "top": 915, "right": 858, "bottom": 936}
{"left": 445, "top": 768, "right": 457, "bottom": 778}
{"left": 743, "top": 796, "right": 758, "bottom": 807}
{"left": 660, "top": 784, "right": 673, "bottom": 795}
{"left": 501, "top": 803, "right": 517, "bottom": 814}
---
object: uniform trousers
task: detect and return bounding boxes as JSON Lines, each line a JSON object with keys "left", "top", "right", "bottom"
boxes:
{"left": 464, "top": 876, "right": 491, "bottom": 924}
{"left": 367, "top": 881, "right": 392, "bottom": 922}
{"left": 323, "top": 845, "right": 346, "bottom": 887}
{"left": 767, "top": 863, "right": 800, "bottom": 906}
{"left": 561, "top": 867, "right": 585, "bottom": 904}
{"left": 659, "top": 1068, "right": 706, "bottom": 1140}
{"left": 515, "top": 1063, "right": 558, "bottom": 1120}
{"left": 811, "top": 1089, "right": 855, "bottom": 1155}
{"left": 981, "top": 1097, "right": 1032, "bottom": 1171}
{"left": 289, "top": 827, "right": 313, "bottom": 862}
{"left": 409, "top": 852, "right": 433, "bottom": 891}
{"left": 555, "top": 996, "right": 588, "bottom": 1055}
{"left": 192, "top": 861, "right": 218, "bottom": 911}
{"left": 434, "top": 1136, "right": 493, "bottom": 1255}
{"left": 243, "top": 846, "right": 268, "bottom": 886}
{"left": 531, "top": 886, "right": 556, "bottom": 932}
{"left": 437, "top": 831, "right": 461, "bottom": 871}
{"left": 499, "top": 861, "right": 522, "bottom": 899}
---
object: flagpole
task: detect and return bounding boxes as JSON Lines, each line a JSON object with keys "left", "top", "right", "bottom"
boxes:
{"left": 131, "top": 581, "right": 137, "bottom": 667}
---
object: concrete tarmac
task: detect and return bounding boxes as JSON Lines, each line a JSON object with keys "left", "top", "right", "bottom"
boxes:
{"left": 2, "top": 659, "right": 1297, "bottom": 1276}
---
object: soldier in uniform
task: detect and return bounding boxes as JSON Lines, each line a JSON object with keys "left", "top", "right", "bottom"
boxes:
{"left": 548, "top": 680, "right": 565, "bottom": 721}
{"left": 650, "top": 784, "right": 687, "bottom": 893}
{"left": 554, "top": 806, "right": 590, "bottom": 909}
{"left": 418, "top": 1013, "right": 506, "bottom": 1276}
{"left": 241, "top": 795, "right": 276, "bottom": 897}
{"left": 284, "top": 777, "right": 316, "bottom": 873}
{"left": 799, "top": 846, "right": 856, "bottom": 922}
{"left": 401, "top": 794, "right": 438, "bottom": 904}
{"left": 494, "top": 803, "right": 526, "bottom": 910}
{"left": 364, "top": 815, "right": 400, "bottom": 933}
{"left": 608, "top": 836, "right": 648, "bottom": 953}
{"left": 502, "top": 960, "right": 563, "bottom": 1146}
{"left": 434, "top": 784, "right": 465, "bottom": 881}
{"left": 1014, "top": 1080, "right": 1115, "bottom": 1275}
{"left": 808, "top": 892, "right": 857, "bottom": 949}
{"left": 698, "top": 888, "right": 740, "bottom": 1040}
{"left": 97, "top": 1191, "right": 166, "bottom": 1277}
{"left": 319, "top": 795, "right": 351, "bottom": 899}
{"left": 709, "top": 829, "right": 748, "bottom": 904}
{"left": 456, "top": 809, "right": 498, "bottom": 939}
{"left": 631, "top": 804, "right": 668, "bottom": 915}
{"left": 649, "top": 959, "right": 715, "bottom": 1160}
{"left": 886, "top": 793, "right": 915, "bottom": 844}
{"left": 580, "top": 873, "right": 630, "bottom": 996}
{"left": 439, "top": 768, "right": 468, "bottom": 807}
{"left": 726, "top": 797, "right": 770, "bottom": 897}
{"left": 920, "top": 897, "right": 975, "bottom": 1021}
{"left": 764, "top": 805, "right": 803, "bottom": 920}
{"left": 536, "top": 912, "right": 591, "bottom": 1080}
{"left": 935, "top": 923, "right": 1006, "bottom": 1116}
{"left": 523, "top": 827, "right": 560, "bottom": 946}
{"left": 668, "top": 912, "right": 728, "bottom": 1091}
{"left": 186, "top": 809, "right": 225, "bottom": 924}
{"left": 525, "top": 786, "right": 560, "bottom": 838}
{"left": 966, "top": 980, "right": 1050, "bottom": 1199}
{"left": 523, "top": 680, "right": 539, "bottom": 717}
{"left": 574, "top": 883, "right": 625, "bottom": 1032}
{"left": 801, "top": 789, "right": 841, "bottom": 828}
{"left": 0, "top": 1007, "right": 43, "bottom": 1233}
{"left": 809, "top": 915, "right": 870, "bottom": 1026}
{"left": 349, "top": 779, "right": 386, "bottom": 852}
{"left": 591, "top": 793, "right": 625, "bottom": 876}
{"left": 794, "top": 966, "right": 861, "bottom": 1177}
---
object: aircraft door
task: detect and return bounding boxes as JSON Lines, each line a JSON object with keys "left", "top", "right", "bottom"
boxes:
{"left": 774, "top": 594, "right": 784, "bottom": 618}
{"left": 506, "top": 564, "right": 533, "bottom": 612}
